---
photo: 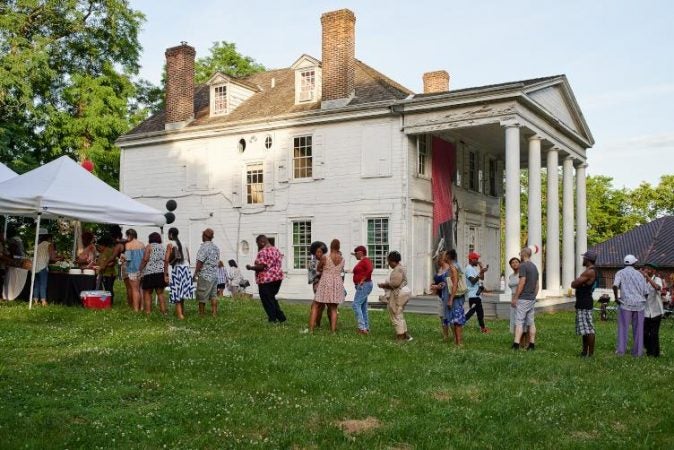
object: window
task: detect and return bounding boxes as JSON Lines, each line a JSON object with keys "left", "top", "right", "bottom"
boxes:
{"left": 367, "top": 218, "right": 390, "bottom": 269}
{"left": 293, "top": 135, "right": 313, "bottom": 179}
{"left": 292, "top": 221, "right": 312, "bottom": 269}
{"left": 488, "top": 159, "right": 497, "bottom": 196}
{"left": 214, "top": 85, "right": 227, "bottom": 114}
{"left": 246, "top": 164, "right": 264, "bottom": 204}
{"left": 468, "top": 226, "right": 477, "bottom": 253}
{"left": 299, "top": 70, "right": 315, "bottom": 102}
{"left": 417, "top": 135, "right": 428, "bottom": 176}
{"left": 264, "top": 135, "right": 273, "bottom": 150}
{"left": 468, "top": 151, "right": 479, "bottom": 191}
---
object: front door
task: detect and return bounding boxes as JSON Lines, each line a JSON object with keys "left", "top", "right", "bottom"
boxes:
{"left": 412, "top": 215, "right": 432, "bottom": 295}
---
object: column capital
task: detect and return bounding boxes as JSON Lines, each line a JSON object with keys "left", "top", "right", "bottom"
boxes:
{"left": 500, "top": 118, "right": 521, "bottom": 128}
{"left": 563, "top": 156, "right": 575, "bottom": 163}
{"left": 528, "top": 135, "right": 544, "bottom": 142}
{"left": 575, "top": 161, "right": 588, "bottom": 169}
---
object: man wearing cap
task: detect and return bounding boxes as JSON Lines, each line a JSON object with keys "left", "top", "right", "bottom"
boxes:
{"left": 571, "top": 250, "right": 598, "bottom": 357}
{"left": 465, "top": 251, "right": 489, "bottom": 333}
{"left": 351, "top": 245, "right": 373, "bottom": 334}
{"left": 194, "top": 228, "right": 220, "bottom": 317}
{"left": 512, "top": 247, "right": 539, "bottom": 350}
{"left": 643, "top": 263, "right": 665, "bottom": 357}
{"left": 612, "top": 254, "right": 648, "bottom": 356}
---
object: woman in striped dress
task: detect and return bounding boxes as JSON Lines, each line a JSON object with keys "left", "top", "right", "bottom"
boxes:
{"left": 164, "top": 227, "right": 194, "bottom": 320}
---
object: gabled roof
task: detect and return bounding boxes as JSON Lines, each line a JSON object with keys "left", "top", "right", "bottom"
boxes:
{"left": 123, "top": 59, "right": 412, "bottom": 138}
{"left": 290, "top": 54, "right": 321, "bottom": 69}
{"left": 206, "top": 72, "right": 261, "bottom": 92}
{"left": 589, "top": 216, "right": 674, "bottom": 268}
{"left": 406, "top": 75, "right": 594, "bottom": 147}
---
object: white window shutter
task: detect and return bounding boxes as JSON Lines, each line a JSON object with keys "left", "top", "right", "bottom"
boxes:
{"left": 264, "top": 159, "right": 275, "bottom": 206}
{"left": 278, "top": 219, "right": 288, "bottom": 270}
{"left": 455, "top": 143, "right": 463, "bottom": 186}
{"left": 462, "top": 145, "right": 470, "bottom": 190}
{"left": 312, "top": 133, "right": 324, "bottom": 180}
{"left": 231, "top": 163, "right": 242, "bottom": 208}
{"left": 478, "top": 152, "right": 485, "bottom": 194}
{"left": 277, "top": 138, "right": 289, "bottom": 183}
{"left": 496, "top": 159, "right": 505, "bottom": 197}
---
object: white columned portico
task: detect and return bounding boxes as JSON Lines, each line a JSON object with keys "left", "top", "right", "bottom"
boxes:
{"left": 527, "top": 136, "right": 543, "bottom": 273}
{"left": 575, "top": 162, "right": 588, "bottom": 275}
{"left": 545, "top": 148, "right": 560, "bottom": 295}
{"left": 562, "top": 156, "right": 575, "bottom": 293}
{"left": 504, "top": 123, "right": 521, "bottom": 296}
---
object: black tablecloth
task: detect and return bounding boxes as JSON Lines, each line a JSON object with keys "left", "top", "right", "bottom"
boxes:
{"left": 48, "top": 272, "right": 97, "bottom": 306}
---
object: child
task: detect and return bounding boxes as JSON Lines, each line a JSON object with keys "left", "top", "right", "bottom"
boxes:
{"left": 217, "top": 261, "right": 228, "bottom": 297}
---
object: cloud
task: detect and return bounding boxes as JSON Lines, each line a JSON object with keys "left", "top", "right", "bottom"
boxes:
{"left": 583, "top": 83, "right": 674, "bottom": 109}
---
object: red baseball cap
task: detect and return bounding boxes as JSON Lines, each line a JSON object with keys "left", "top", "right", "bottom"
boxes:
{"left": 468, "top": 251, "right": 481, "bottom": 260}
{"left": 352, "top": 245, "right": 367, "bottom": 255}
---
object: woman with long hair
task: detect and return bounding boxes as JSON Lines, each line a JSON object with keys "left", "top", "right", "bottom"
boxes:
{"left": 164, "top": 227, "right": 194, "bottom": 320}
{"left": 123, "top": 229, "right": 145, "bottom": 312}
{"left": 446, "top": 249, "right": 466, "bottom": 346}
{"left": 312, "top": 239, "right": 345, "bottom": 333}
{"left": 307, "top": 241, "right": 328, "bottom": 332}
{"left": 430, "top": 251, "right": 452, "bottom": 342}
{"left": 139, "top": 232, "right": 167, "bottom": 315}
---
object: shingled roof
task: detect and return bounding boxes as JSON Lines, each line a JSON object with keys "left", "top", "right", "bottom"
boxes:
{"left": 125, "top": 59, "right": 413, "bottom": 137}
{"left": 589, "top": 216, "right": 674, "bottom": 268}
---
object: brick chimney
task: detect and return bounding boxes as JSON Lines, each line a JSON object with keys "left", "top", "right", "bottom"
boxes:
{"left": 165, "top": 42, "right": 196, "bottom": 130}
{"left": 321, "top": 9, "right": 356, "bottom": 109}
{"left": 422, "top": 70, "right": 450, "bottom": 94}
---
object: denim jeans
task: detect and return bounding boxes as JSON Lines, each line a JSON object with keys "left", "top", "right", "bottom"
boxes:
{"left": 34, "top": 268, "right": 48, "bottom": 300}
{"left": 352, "top": 281, "right": 373, "bottom": 330}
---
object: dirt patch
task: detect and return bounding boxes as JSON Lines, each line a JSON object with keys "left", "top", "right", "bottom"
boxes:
{"left": 571, "top": 430, "right": 598, "bottom": 440}
{"left": 431, "top": 390, "right": 452, "bottom": 401}
{"left": 387, "top": 444, "right": 414, "bottom": 450}
{"left": 336, "top": 417, "right": 382, "bottom": 435}
{"left": 612, "top": 422, "right": 626, "bottom": 432}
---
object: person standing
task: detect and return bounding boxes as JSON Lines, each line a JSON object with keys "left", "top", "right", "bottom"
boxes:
{"left": 139, "top": 232, "right": 167, "bottom": 315}
{"left": 571, "top": 250, "right": 598, "bottom": 357}
{"left": 378, "top": 251, "right": 413, "bottom": 341}
{"left": 226, "top": 260, "right": 243, "bottom": 296}
{"left": 446, "top": 249, "right": 466, "bottom": 346}
{"left": 313, "top": 239, "right": 345, "bottom": 333}
{"left": 643, "top": 262, "right": 664, "bottom": 357}
{"left": 612, "top": 254, "right": 648, "bottom": 357}
{"left": 351, "top": 245, "right": 373, "bottom": 335}
{"left": 96, "top": 235, "right": 117, "bottom": 305}
{"left": 33, "top": 231, "right": 60, "bottom": 307}
{"left": 217, "top": 261, "right": 228, "bottom": 297}
{"left": 306, "top": 241, "right": 327, "bottom": 331}
{"left": 194, "top": 228, "right": 220, "bottom": 317}
{"left": 507, "top": 257, "right": 529, "bottom": 348}
{"left": 512, "top": 247, "right": 539, "bottom": 351}
{"left": 164, "top": 227, "right": 194, "bottom": 320}
{"left": 464, "top": 251, "right": 490, "bottom": 333}
{"left": 246, "top": 235, "right": 286, "bottom": 323}
{"left": 430, "top": 251, "right": 452, "bottom": 342}
{"left": 123, "top": 229, "right": 145, "bottom": 312}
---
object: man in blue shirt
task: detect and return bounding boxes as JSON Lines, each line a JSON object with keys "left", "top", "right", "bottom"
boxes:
{"left": 465, "top": 251, "right": 490, "bottom": 333}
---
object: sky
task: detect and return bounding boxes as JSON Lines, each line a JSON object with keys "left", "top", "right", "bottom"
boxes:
{"left": 129, "top": 0, "right": 674, "bottom": 189}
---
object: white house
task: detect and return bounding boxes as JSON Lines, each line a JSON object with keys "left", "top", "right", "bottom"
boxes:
{"left": 117, "top": 9, "right": 594, "bottom": 303}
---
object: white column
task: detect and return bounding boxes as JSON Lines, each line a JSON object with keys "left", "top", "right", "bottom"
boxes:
{"left": 562, "top": 156, "right": 575, "bottom": 294}
{"left": 545, "top": 148, "right": 560, "bottom": 295}
{"left": 527, "top": 136, "right": 543, "bottom": 274}
{"left": 575, "top": 162, "right": 588, "bottom": 275}
{"left": 504, "top": 124, "right": 521, "bottom": 296}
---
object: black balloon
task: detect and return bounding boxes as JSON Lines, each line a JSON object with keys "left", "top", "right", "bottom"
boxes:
{"left": 166, "top": 199, "right": 177, "bottom": 211}
{"left": 164, "top": 212, "right": 175, "bottom": 224}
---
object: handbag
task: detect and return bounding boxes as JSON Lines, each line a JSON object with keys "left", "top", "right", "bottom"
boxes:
{"left": 239, "top": 279, "right": 250, "bottom": 288}
{"left": 452, "top": 265, "right": 468, "bottom": 296}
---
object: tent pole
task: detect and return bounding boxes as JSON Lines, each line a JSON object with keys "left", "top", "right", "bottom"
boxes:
{"left": 28, "top": 214, "right": 41, "bottom": 310}
{"left": 3, "top": 215, "right": 7, "bottom": 240}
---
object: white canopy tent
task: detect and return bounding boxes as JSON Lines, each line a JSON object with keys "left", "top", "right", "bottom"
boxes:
{"left": 0, "top": 162, "right": 18, "bottom": 239}
{"left": 0, "top": 156, "right": 166, "bottom": 308}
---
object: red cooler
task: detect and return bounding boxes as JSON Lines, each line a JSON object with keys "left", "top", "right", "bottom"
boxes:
{"left": 80, "top": 290, "right": 112, "bottom": 309}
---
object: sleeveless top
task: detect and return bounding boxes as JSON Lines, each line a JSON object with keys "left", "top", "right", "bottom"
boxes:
{"left": 143, "top": 243, "right": 166, "bottom": 276}
{"left": 434, "top": 268, "right": 450, "bottom": 301}
{"left": 35, "top": 241, "right": 51, "bottom": 272}
{"left": 125, "top": 247, "right": 144, "bottom": 274}
{"left": 575, "top": 267, "right": 596, "bottom": 310}
{"left": 168, "top": 240, "right": 185, "bottom": 267}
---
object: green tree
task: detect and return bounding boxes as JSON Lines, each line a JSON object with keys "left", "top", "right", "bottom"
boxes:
{"left": 0, "top": 0, "right": 148, "bottom": 186}
{"left": 195, "top": 41, "right": 266, "bottom": 84}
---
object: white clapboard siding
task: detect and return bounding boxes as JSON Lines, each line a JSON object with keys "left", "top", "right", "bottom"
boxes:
{"left": 312, "top": 133, "right": 324, "bottom": 180}
{"left": 264, "top": 159, "right": 275, "bottom": 206}
{"left": 361, "top": 123, "right": 392, "bottom": 178}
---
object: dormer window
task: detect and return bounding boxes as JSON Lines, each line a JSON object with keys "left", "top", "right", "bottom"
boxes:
{"left": 207, "top": 72, "right": 258, "bottom": 118}
{"left": 291, "top": 54, "right": 321, "bottom": 105}
{"left": 213, "top": 85, "right": 227, "bottom": 115}
{"left": 299, "top": 70, "right": 316, "bottom": 102}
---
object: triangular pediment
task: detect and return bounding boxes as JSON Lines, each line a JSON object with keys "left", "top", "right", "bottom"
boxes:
{"left": 524, "top": 78, "right": 594, "bottom": 145}
{"left": 291, "top": 54, "right": 321, "bottom": 70}
{"left": 205, "top": 72, "right": 260, "bottom": 92}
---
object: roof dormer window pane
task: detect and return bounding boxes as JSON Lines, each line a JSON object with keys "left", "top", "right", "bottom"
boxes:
{"left": 299, "top": 70, "right": 315, "bottom": 102}
{"left": 214, "top": 85, "right": 227, "bottom": 114}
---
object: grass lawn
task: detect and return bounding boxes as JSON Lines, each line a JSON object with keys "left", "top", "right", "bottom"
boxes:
{"left": 1, "top": 288, "right": 673, "bottom": 449}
